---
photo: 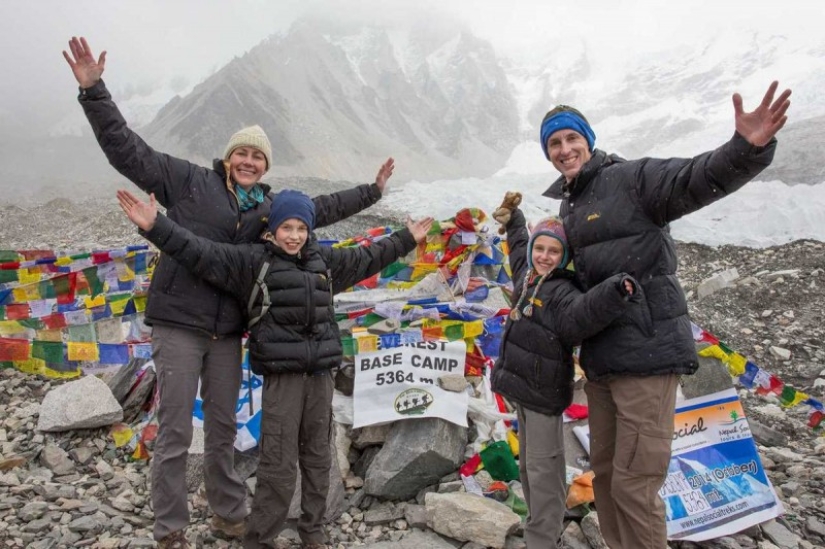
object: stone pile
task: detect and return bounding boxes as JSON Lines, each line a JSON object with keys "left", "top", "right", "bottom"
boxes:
{"left": 1, "top": 196, "right": 824, "bottom": 547}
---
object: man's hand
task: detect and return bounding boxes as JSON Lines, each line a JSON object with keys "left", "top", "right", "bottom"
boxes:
{"left": 63, "top": 36, "right": 106, "bottom": 89}
{"left": 117, "top": 189, "right": 158, "bottom": 231}
{"left": 375, "top": 157, "right": 395, "bottom": 194}
{"left": 733, "top": 81, "right": 791, "bottom": 147}
{"left": 406, "top": 216, "right": 434, "bottom": 243}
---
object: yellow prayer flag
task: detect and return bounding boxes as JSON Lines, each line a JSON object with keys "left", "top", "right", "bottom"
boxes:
{"left": 55, "top": 257, "right": 72, "bottom": 266}
{"left": 725, "top": 352, "right": 748, "bottom": 377}
{"left": 110, "top": 424, "right": 135, "bottom": 448}
{"left": 67, "top": 341, "right": 100, "bottom": 362}
{"left": 698, "top": 344, "right": 728, "bottom": 362}
{"left": 790, "top": 391, "right": 809, "bottom": 408}
{"left": 357, "top": 335, "right": 378, "bottom": 353}
{"left": 18, "top": 269, "right": 41, "bottom": 285}
{"left": 14, "top": 357, "right": 46, "bottom": 376}
{"left": 0, "top": 321, "right": 29, "bottom": 337}
{"left": 464, "top": 320, "right": 484, "bottom": 339}
{"left": 109, "top": 298, "right": 129, "bottom": 316}
{"left": 133, "top": 296, "right": 147, "bottom": 312}
{"left": 83, "top": 295, "right": 106, "bottom": 309}
{"left": 13, "top": 284, "right": 41, "bottom": 302}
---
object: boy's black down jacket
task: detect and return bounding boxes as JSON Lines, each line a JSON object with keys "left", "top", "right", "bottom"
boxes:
{"left": 142, "top": 215, "right": 417, "bottom": 376}
{"left": 491, "top": 209, "right": 636, "bottom": 416}
{"left": 543, "top": 133, "right": 776, "bottom": 381}
{"left": 79, "top": 80, "right": 383, "bottom": 337}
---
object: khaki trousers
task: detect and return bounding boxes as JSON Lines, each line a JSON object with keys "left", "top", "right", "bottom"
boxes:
{"left": 244, "top": 370, "right": 334, "bottom": 548}
{"left": 150, "top": 325, "right": 247, "bottom": 540}
{"left": 517, "top": 405, "right": 566, "bottom": 549}
{"left": 585, "top": 374, "right": 679, "bottom": 549}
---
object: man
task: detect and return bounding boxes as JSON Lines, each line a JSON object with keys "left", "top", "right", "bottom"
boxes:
{"left": 540, "top": 82, "right": 790, "bottom": 549}
{"left": 64, "top": 36, "right": 394, "bottom": 548}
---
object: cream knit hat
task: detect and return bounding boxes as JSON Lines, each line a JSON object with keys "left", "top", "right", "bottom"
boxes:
{"left": 223, "top": 125, "right": 272, "bottom": 169}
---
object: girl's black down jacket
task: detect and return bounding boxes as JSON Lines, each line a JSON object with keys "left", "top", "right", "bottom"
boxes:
{"left": 490, "top": 209, "right": 637, "bottom": 416}
{"left": 142, "top": 214, "right": 417, "bottom": 376}
{"left": 78, "top": 80, "right": 383, "bottom": 337}
{"left": 543, "top": 133, "right": 776, "bottom": 381}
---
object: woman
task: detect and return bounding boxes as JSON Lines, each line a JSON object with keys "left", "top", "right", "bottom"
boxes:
{"left": 64, "top": 36, "right": 394, "bottom": 547}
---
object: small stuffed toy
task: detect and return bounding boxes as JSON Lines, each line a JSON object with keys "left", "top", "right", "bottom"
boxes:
{"left": 492, "top": 191, "right": 522, "bottom": 234}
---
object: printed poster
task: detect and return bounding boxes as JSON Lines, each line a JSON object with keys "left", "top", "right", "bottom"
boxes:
{"left": 572, "top": 388, "right": 783, "bottom": 541}
{"left": 353, "top": 339, "right": 469, "bottom": 428}
{"left": 662, "top": 388, "right": 783, "bottom": 541}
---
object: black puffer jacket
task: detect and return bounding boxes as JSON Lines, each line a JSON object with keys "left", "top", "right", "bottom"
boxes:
{"left": 544, "top": 133, "right": 776, "bottom": 381}
{"left": 490, "top": 209, "right": 637, "bottom": 415}
{"left": 79, "top": 80, "right": 383, "bottom": 336}
{"left": 142, "top": 214, "right": 417, "bottom": 376}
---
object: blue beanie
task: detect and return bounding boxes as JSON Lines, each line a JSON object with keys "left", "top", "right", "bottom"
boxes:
{"left": 540, "top": 111, "right": 596, "bottom": 159}
{"left": 268, "top": 190, "right": 315, "bottom": 232}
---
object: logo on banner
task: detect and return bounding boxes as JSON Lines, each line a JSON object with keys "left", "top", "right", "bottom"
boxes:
{"left": 394, "top": 388, "right": 434, "bottom": 416}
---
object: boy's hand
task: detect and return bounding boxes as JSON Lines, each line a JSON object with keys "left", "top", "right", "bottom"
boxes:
{"left": 406, "top": 216, "right": 434, "bottom": 243}
{"left": 117, "top": 189, "right": 158, "bottom": 231}
{"left": 624, "top": 280, "right": 634, "bottom": 295}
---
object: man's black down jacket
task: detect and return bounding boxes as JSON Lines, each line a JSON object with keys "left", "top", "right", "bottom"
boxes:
{"left": 543, "top": 132, "right": 776, "bottom": 381}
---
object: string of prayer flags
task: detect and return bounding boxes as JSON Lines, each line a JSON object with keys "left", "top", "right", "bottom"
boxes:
{"left": 693, "top": 322, "right": 825, "bottom": 433}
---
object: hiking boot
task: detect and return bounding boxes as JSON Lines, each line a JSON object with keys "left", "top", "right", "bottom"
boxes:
{"left": 210, "top": 514, "right": 245, "bottom": 539}
{"left": 157, "top": 530, "right": 191, "bottom": 549}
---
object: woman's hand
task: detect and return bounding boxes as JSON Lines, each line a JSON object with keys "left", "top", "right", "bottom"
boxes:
{"left": 117, "top": 189, "right": 158, "bottom": 231}
{"left": 63, "top": 36, "right": 106, "bottom": 89}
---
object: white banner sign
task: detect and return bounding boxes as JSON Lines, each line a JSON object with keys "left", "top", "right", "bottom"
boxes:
{"left": 353, "top": 339, "right": 469, "bottom": 428}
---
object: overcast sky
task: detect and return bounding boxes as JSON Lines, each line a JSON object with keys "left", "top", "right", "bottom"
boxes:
{"left": 1, "top": 0, "right": 820, "bottom": 137}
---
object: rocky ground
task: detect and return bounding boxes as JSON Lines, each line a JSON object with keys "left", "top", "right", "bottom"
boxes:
{"left": 1, "top": 194, "right": 824, "bottom": 548}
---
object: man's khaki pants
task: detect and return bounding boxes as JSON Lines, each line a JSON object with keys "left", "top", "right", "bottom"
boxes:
{"left": 150, "top": 325, "right": 247, "bottom": 541}
{"left": 585, "top": 374, "right": 679, "bottom": 549}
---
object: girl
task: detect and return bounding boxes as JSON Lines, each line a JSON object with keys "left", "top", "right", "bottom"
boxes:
{"left": 491, "top": 196, "right": 637, "bottom": 548}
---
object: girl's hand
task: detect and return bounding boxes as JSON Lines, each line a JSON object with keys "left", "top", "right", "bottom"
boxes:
{"left": 117, "top": 189, "right": 158, "bottom": 231}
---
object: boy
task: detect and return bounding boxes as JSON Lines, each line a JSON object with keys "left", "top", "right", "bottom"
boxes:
{"left": 118, "top": 188, "right": 432, "bottom": 549}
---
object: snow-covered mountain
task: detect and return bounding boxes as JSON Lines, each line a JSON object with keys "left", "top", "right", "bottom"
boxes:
{"left": 499, "top": 30, "right": 825, "bottom": 185}
{"left": 140, "top": 17, "right": 520, "bottom": 182}
{"left": 3, "top": 18, "right": 823, "bottom": 195}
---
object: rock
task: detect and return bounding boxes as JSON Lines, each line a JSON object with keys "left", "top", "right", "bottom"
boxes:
{"left": 761, "top": 519, "right": 800, "bottom": 549}
{"left": 37, "top": 375, "right": 123, "bottom": 432}
{"left": 365, "top": 418, "right": 466, "bottom": 500}
{"left": 425, "top": 492, "right": 520, "bottom": 548}
{"left": 580, "top": 512, "right": 608, "bottom": 548}
{"left": 437, "top": 374, "right": 469, "bottom": 393}
{"left": 697, "top": 268, "right": 739, "bottom": 300}
{"left": 40, "top": 445, "right": 75, "bottom": 476}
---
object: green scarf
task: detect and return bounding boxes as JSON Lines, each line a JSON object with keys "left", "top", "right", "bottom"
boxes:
{"left": 236, "top": 184, "right": 265, "bottom": 212}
